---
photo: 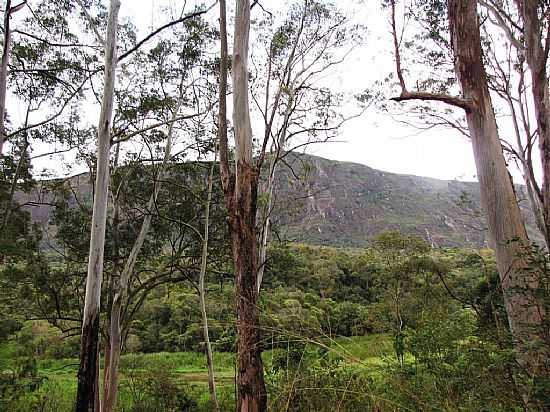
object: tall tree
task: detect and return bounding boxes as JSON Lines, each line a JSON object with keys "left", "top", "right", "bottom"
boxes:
{"left": 218, "top": 0, "right": 267, "bottom": 410}
{"left": 198, "top": 154, "right": 220, "bottom": 411}
{"left": 514, "top": 0, "right": 550, "bottom": 248}
{"left": 253, "top": 0, "right": 360, "bottom": 293}
{"left": 388, "top": 0, "right": 546, "bottom": 381}
{"left": 75, "top": 0, "right": 120, "bottom": 411}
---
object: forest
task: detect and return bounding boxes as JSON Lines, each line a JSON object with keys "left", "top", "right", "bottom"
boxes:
{"left": 0, "top": 0, "right": 549, "bottom": 411}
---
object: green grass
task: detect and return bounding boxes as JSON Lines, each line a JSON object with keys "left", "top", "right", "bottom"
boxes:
{"left": 3, "top": 334, "right": 395, "bottom": 411}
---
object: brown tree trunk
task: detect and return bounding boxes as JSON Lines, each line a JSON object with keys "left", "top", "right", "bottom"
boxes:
{"left": 448, "top": 0, "right": 545, "bottom": 374}
{"left": 231, "top": 165, "right": 266, "bottom": 412}
{"left": 75, "top": 1, "right": 120, "bottom": 411}
{"left": 217, "top": 0, "right": 267, "bottom": 410}
{"left": 515, "top": 0, "right": 550, "bottom": 249}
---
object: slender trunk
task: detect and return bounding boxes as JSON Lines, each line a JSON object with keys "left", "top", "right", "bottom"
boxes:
{"left": 199, "top": 158, "right": 219, "bottom": 411}
{"left": 257, "top": 91, "right": 294, "bottom": 293}
{"left": 0, "top": 0, "right": 12, "bottom": 156}
{"left": 103, "top": 144, "right": 121, "bottom": 407}
{"left": 448, "top": 0, "right": 545, "bottom": 374}
{"left": 75, "top": 1, "right": 120, "bottom": 411}
{"left": 505, "top": 94, "right": 547, "bottom": 245}
{"left": 516, "top": 0, "right": 550, "bottom": 250}
{"left": 256, "top": 160, "right": 275, "bottom": 294}
{"left": 102, "top": 333, "right": 111, "bottom": 405}
{"left": 102, "top": 100, "right": 178, "bottom": 412}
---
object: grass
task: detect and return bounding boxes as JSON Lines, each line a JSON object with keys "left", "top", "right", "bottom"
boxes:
{"left": 3, "top": 334, "right": 395, "bottom": 411}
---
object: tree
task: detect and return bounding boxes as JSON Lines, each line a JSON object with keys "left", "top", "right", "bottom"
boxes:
{"left": 372, "top": 231, "right": 430, "bottom": 365}
{"left": 218, "top": 0, "right": 267, "bottom": 409}
{"left": 75, "top": 1, "right": 120, "bottom": 410}
{"left": 514, "top": 0, "right": 550, "bottom": 248}
{"left": 252, "top": 0, "right": 361, "bottom": 293}
{"left": 198, "top": 155, "right": 220, "bottom": 411}
{"left": 388, "top": 0, "right": 546, "bottom": 382}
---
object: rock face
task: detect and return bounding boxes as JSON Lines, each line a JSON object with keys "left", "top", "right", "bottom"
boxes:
{"left": 22, "top": 153, "right": 541, "bottom": 249}
{"left": 270, "top": 153, "right": 541, "bottom": 248}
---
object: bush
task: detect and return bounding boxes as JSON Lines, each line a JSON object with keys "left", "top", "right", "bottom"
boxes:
{"left": 125, "top": 368, "right": 197, "bottom": 412}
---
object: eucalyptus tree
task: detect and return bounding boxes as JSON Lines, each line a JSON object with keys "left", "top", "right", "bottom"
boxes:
{"left": 75, "top": 0, "right": 120, "bottom": 409}
{"left": 217, "top": 1, "right": 361, "bottom": 407}
{"left": 101, "top": 15, "right": 218, "bottom": 412}
{"left": 218, "top": 0, "right": 268, "bottom": 409}
{"left": 0, "top": 0, "right": 97, "bottom": 265}
{"left": 513, "top": 0, "right": 550, "bottom": 249}
{"left": 67, "top": 1, "right": 219, "bottom": 409}
{"left": 386, "top": 0, "right": 547, "bottom": 387}
{"left": 251, "top": 0, "right": 362, "bottom": 293}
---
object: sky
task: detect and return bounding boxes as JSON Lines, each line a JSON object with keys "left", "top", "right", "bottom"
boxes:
{"left": 117, "top": 0, "right": 481, "bottom": 181}
{"left": 27, "top": 0, "right": 488, "bottom": 182}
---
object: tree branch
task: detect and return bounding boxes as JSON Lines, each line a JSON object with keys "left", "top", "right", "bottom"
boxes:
{"left": 117, "top": 3, "right": 216, "bottom": 63}
{"left": 391, "top": 91, "right": 473, "bottom": 112}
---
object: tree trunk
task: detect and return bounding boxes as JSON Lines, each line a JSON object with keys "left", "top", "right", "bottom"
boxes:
{"left": 516, "top": 0, "right": 550, "bottom": 250}
{"left": 0, "top": 0, "right": 12, "bottom": 156}
{"left": 448, "top": 0, "right": 545, "bottom": 374}
{"left": 199, "top": 158, "right": 219, "bottom": 411}
{"left": 231, "top": 172, "right": 266, "bottom": 412}
{"left": 256, "top": 158, "right": 275, "bottom": 294}
{"left": 218, "top": 0, "right": 267, "bottom": 410}
{"left": 233, "top": 1, "right": 267, "bottom": 409}
{"left": 256, "top": 90, "right": 295, "bottom": 294}
{"left": 75, "top": 1, "right": 120, "bottom": 411}
{"left": 102, "top": 100, "right": 178, "bottom": 412}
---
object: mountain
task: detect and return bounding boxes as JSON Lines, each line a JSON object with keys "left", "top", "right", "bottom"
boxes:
{"left": 20, "top": 153, "right": 541, "bottom": 249}
{"left": 270, "top": 153, "right": 541, "bottom": 248}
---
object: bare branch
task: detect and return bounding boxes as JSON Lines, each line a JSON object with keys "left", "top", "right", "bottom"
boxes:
{"left": 391, "top": 91, "right": 473, "bottom": 112}
{"left": 117, "top": 3, "right": 216, "bottom": 63}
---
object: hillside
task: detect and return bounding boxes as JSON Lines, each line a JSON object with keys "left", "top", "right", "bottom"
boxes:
{"left": 270, "top": 153, "right": 540, "bottom": 248}
{"left": 20, "top": 153, "right": 541, "bottom": 249}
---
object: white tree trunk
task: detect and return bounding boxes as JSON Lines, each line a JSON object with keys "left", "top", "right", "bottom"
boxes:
{"left": 75, "top": 1, "right": 120, "bottom": 411}
{"left": 199, "top": 157, "right": 219, "bottom": 411}
{"left": 102, "top": 100, "right": 179, "bottom": 412}
{"left": 257, "top": 89, "right": 294, "bottom": 293}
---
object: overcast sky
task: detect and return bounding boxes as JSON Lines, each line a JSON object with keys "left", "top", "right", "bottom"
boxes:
{"left": 27, "top": 0, "right": 486, "bottom": 181}
{"left": 126, "top": 0, "right": 480, "bottom": 181}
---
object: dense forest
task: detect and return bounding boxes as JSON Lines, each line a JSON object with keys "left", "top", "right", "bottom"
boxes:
{"left": 0, "top": 0, "right": 549, "bottom": 411}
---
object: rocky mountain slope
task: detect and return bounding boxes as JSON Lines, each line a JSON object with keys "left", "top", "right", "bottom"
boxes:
{"left": 21, "top": 153, "right": 541, "bottom": 249}
{"left": 270, "top": 153, "right": 541, "bottom": 248}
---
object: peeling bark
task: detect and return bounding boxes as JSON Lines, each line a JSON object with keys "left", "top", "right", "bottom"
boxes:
{"left": 448, "top": 0, "right": 545, "bottom": 375}
{"left": 389, "top": 0, "right": 547, "bottom": 379}
{"left": 218, "top": 0, "right": 267, "bottom": 410}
